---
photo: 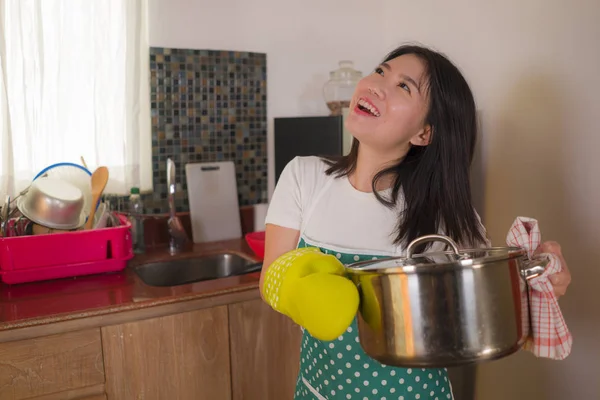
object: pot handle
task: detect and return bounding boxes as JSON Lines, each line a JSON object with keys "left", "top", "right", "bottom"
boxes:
{"left": 406, "top": 234, "right": 461, "bottom": 258}
{"left": 521, "top": 255, "right": 550, "bottom": 280}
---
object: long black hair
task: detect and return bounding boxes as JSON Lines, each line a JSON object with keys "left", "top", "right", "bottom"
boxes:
{"left": 324, "top": 44, "right": 486, "bottom": 252}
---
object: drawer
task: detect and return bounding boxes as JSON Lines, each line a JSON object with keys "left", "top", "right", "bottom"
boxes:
{"left": 0, "top": 329, "right": 105, "bottom": 399}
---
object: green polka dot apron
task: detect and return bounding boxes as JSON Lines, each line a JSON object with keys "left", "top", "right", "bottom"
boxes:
{"left": 287, "top": 173, "right": 454, "bottom": 399}
{"left": 292, "top": 237, "right": 454, "bottom": 400}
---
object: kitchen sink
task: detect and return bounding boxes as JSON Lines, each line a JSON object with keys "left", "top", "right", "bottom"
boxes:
{"left": 134, "top": 253, "right": 262, "bottom": 287}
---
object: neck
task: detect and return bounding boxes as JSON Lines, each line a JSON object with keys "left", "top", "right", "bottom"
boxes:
{"left": 349, "top": 143, "right": 410, "bottom": 193}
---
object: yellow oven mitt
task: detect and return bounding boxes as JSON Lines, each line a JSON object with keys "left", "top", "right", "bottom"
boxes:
{"left": 262, "top": 247, "right": 359, "bottom": 341}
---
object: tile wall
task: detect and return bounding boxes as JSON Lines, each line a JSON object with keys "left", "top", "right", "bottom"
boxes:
{"left": 138, "top": 47, "right": 268, "bottom": 214}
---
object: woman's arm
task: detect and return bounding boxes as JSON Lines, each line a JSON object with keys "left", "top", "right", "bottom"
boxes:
{"left": 258, "top": 223, "right": 300, "bottom": 297}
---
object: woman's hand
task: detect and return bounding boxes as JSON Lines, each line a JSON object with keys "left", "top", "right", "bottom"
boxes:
{"left": 534, "top": 241, "right": 571, "bottom": 298}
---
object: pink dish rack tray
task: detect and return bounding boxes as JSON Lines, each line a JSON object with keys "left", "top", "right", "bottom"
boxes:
{"left": 0, "top": 214, "right": 134, "bottom": 285}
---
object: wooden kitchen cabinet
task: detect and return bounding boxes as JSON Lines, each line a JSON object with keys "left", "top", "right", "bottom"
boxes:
{"left": 101, "top": 306, "right": 232, "bottom": 400}
{"left": 79, "top": 395, "right": 107, "bottom": 400}
{"left": 0, "top": 293, "right": 304, "bottom": 400}
{"left": 0, "top": 329, "right": 105, "bottom": 400}
{"left": 228, "top": 299, "right": 302, "bottom": 400}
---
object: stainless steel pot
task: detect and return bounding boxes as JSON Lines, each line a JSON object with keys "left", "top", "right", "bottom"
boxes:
{"left": 345, "top": 234, "right": 548, "bottom": 368}
{"left": 16, "top": 177, "right": 86, "bottom": 230}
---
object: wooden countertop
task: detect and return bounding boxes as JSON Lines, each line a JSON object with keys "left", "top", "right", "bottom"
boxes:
{"left": 0, "top": 238, "right": 262, "bottom": 343}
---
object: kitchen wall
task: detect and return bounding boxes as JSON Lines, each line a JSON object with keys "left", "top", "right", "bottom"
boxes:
{"left": 381, "top": 0, "right": 600, "bottom": 399}
{"left": 148, "top": 0, "right": 388, "bottom": 197}
{"left": 144, "top": 47, "right": 267, "bottom": 213}
{"left": 149, "top": 0, "right": 600, "bottom": 398}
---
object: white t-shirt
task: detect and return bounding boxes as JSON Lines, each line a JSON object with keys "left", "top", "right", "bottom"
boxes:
{"left": 266, "top": 156, "right": 489, "bottom": 255}
{"left": 266, "top": 156, "right": 410, "bottom": 256}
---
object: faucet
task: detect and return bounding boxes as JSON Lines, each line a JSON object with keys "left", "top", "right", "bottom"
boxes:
{"left": 167, "top": 158, "right": 190, "bottom": 254}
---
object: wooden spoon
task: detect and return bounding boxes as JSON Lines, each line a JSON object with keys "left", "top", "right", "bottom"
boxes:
{"left": 84, "top": 166, "right": 109, "bottom": 230}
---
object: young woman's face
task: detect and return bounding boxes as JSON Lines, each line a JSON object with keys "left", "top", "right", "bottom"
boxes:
{"left": 345, "top": 54, "right": 432, "bottom": 154}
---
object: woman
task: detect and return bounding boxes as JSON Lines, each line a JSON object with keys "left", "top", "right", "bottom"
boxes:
{"left": 260, "top": 44, "right": 571, "bottom": 399}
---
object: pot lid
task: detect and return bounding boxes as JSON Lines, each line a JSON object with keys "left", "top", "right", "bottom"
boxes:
{"left": 346, "top": 234, "right": 526, "bottom": 273}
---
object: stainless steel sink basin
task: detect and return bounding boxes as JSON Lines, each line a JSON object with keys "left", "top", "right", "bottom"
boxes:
{"left": 134, "top": 253, "right": 262, "bottom": 287}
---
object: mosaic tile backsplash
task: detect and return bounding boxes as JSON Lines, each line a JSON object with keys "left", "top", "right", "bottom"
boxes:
{"left": 140, "top": 47, "right": 267, "bottom": 214}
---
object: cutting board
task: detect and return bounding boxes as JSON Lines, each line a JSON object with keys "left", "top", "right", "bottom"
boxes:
{"left": 185, "top": 161, "right": 242, "bottom": 243}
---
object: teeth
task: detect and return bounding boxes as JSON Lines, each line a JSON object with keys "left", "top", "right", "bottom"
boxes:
{"left": 358, "top": 99, "right": 380, "bottom": 117}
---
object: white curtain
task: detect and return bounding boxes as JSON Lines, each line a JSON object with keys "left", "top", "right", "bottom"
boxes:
{"left": 0, "top": 0, "right": 152, "bottom": 198}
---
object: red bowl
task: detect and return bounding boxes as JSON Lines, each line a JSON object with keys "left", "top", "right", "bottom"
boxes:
{"left": 245, "top": 231, "right": 265, "bottom": 260}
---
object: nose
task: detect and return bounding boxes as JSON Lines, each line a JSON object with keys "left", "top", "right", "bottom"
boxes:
{"left": 368, "top": 86, "right": 384, "bottom": 100}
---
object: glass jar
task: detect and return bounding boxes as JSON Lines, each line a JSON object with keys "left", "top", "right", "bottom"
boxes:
{"left": 323, "top": 61, "right": 363, "bottom": 116}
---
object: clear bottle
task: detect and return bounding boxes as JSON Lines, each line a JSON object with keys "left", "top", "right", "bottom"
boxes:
{"left": 323, "top": 61, "right": 363, "bottom": 116}
{"left": 128, "top": 187, "right": 145, "bottom": 254}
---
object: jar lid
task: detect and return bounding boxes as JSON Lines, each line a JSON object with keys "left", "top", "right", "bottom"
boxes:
{"left": 330, "top": 60, "right": 363, "bottom": 80}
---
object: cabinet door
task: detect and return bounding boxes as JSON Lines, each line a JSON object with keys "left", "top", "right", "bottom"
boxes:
{"left": 0, "top": 329, "right": 104, "bottom": 400}
{"left": 101, "top": 306, "right": 231, "bottom": 400}
{"left": 229, "top": 299, "right": 302, "bottom": 400}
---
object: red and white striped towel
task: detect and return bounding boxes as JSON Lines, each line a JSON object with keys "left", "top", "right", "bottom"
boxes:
{"left": 506, "top": 217, "right": 573, "bottom": 360}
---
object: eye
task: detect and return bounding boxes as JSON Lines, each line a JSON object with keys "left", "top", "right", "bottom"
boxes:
{"left": 398, "top": 82, "right": 411, "bottom": 93}
{"left": 375, "top": 67, "right": 384, "bottom": 76}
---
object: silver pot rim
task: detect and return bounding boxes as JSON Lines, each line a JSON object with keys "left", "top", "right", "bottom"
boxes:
{"left": 346, "top": 234, "right": 527, "bottom": 275}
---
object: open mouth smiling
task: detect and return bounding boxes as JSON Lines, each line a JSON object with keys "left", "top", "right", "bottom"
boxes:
{"left": 356, "top": 98, "right": 381, "bottom": 117}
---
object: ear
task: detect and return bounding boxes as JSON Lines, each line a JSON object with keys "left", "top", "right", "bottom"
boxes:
{"left": 409, "top": 124, "right": 432, "bottom": 146}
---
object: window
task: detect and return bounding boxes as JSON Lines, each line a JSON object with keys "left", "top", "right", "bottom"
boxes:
{"left": 0, "top": 0, "right": 151, "bottom": 198}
